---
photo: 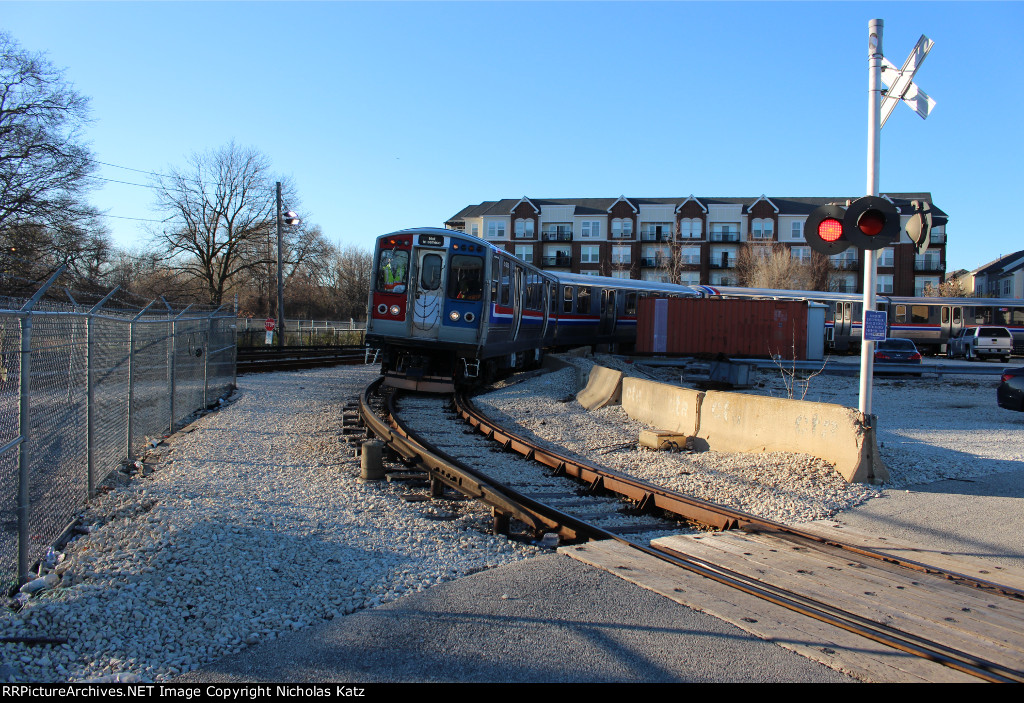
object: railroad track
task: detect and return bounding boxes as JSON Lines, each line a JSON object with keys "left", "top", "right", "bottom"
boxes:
{"left": 355, "top": 377, "right": 1024, "bottom": 683}
{"left": 237, "top": 345, "right": 369, "bottom": 374}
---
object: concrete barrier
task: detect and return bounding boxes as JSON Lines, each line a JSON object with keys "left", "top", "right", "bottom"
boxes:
{"left": 615, "top": 377, "right": 888, "bottom": 485}
{"left": 621, "top": 377, "right": 703, "bottom": 437}
{"left": 696, "top": 391, "right": 887, "bottom": 484}
{"left": 576, "top": 365, "right": 625, "bottom": 410}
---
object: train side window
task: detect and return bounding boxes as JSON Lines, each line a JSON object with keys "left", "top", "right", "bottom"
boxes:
{"left": 997, "top": 308, "right": 1011, "bottom": 325}
{"left": 911, "top": 306, "right": 929, "bottom": 324}
{"left": 941, "top": 307, "right": 950, "bottom": 324}
{"left": 895, "top": 305, "right": 906, "bottom": 324}
{"left": 500, "top": 259, "right": 511, "bottom": 306}
{"left": 563, "top": 286, "right": 574, "bottom": 314}
{"left": 625, "top": 292, "right": 637, "bottom": 315}
{"left": 448, "top": 255, "right": 483, "bottom": 300}
{"left": 490, "top": 255, "right": 499, "bottom": 300}
{"left": 953, "top": 307, "right": 962, "bottom": 325}
{"left": 577, "top": 287, "right": 591, "bottom": 314}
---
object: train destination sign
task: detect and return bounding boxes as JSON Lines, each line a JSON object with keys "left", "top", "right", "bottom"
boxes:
{"left": 418, "top": 234, "right": 445, "bottom": 246}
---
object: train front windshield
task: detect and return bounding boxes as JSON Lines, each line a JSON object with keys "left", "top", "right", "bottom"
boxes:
{"left": 376, "top": 249, "right": 409, "bottom": 293}
{"left": 448, "top": 255, "right": 483, "bottom": 301}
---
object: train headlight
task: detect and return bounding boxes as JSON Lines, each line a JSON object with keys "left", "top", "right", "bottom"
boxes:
{"left": 389, "top": 305, "right": 401, "bottom": 316}
{"left": 377, "top": 303, "right": 388, "bottom": 315}
{"left": 449, "top": 311, "right": 461, "bottom": 322}
{"left": 464, "top": 312, "right": 475, "bottom": 323}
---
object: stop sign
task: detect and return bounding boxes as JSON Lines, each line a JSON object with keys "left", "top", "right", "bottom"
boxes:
{"left": 265, "top": 318, "right": 276, "bottom": 332}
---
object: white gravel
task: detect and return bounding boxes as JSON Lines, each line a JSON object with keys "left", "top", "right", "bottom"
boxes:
{"left": 2, "top": 355, "right": 1019, "bottom": 683}
{"left": 0, "top": 365, "right": 540, "bottom": 683}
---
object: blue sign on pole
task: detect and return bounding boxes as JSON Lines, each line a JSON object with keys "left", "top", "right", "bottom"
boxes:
{"left": 864, "top": 310, "right": 887, "bottom": 342}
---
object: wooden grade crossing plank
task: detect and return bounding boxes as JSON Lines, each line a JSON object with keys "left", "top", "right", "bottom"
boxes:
{"left": 796, "top": 520, "right": 1024, "bottom": 592}
{"left": 561, "top": 538, "right": 980, "bottom": 683}
{"left": 657, "top": 531, "right": 1024, "bottom": 669}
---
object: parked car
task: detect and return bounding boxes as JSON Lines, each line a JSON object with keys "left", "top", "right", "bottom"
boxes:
{"left": 947, "top": 326, "right": 1013, "bottom": 362}
{"left": 874, "top": 338, "right": 923, "bottom": 364}
{"left": 997, "top": 367, "right": 1024, "bottom": 411}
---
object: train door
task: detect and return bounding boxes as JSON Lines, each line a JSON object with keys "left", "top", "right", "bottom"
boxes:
{"left": 599, "top": 289, "right": 617, "bottom": 336}
{"left": 941, "top": 305, "right": 963, "bottom": 339}
{"left": 411, "top": 249, "right": 445, "bottom": 339}
{"left": 511, "top": 265, "right": 524, "bottom": 341}
{"left": 834, "top": 302, "right": 852, "bottom": 339}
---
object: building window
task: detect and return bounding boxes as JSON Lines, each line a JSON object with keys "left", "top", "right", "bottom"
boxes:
{"left": 611, "top": 218, "right": 633, "bottom": 238}
{"left": 679, "top": 246, "right": 700, "bottom": 264}
{"left": 514, "top": 245, "right": 533, "bottom": 263}
{"left": 470, "top": 224, "right": 479, "bottom": 237}
{"left": 486, "top": 221, "right": 506, "bottom": 239}
{"left": 880, "top": 247, "right": 894, "bottom": 267}
{"left": 791, "top": 246, "right": 811, "bottom": 264}
{"left": 514, "top": 219, "right": 534, "bottom": 239}
{"left": 1003, "top": 279, "right": 1012, "bottom": 296}
{"left": 611, "top": 245, "right": 631, "bottom": 264}
{"left": 790, "top": 221, "right": 803, "bottom": 241}
{"left": 611, "top": 270, "right": 631, "bottom": 279}
{"left": 679, "top": 218, "right": 702, "bottom": 239}
{"left": 580, "top": 245, "right": 600, "bottom": 264}
{"left": 876, "top": 274, "right": 893, "bottom": 294}
{"left": 915, "top": 276, "right": 940, "bottom": 296}
{"left": 580, "top": 221, "right": 601, "bottom": 239}
{"left": 678, "top": 273, "right": 700, "bottom": 286}
{"left": 751, "top": 218, "right": 774, "bottom": 240}
{"left": 581, "top": 270, "right": 600, "bottom": 277}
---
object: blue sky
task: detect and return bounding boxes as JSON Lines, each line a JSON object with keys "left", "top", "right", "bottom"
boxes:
{"left": 2, "top": 1, "right": 1022, "bottom": 272}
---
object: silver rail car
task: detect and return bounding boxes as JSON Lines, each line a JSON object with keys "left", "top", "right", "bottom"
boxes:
{"left": 366, "top": 228, "right": 699, "bottom": 391}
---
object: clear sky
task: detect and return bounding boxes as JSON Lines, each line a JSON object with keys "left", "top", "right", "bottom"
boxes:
{"left": 2, "top": 1, "right": 1021, "bottom": 272}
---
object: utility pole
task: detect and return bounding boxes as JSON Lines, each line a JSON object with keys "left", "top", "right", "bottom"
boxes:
{"left": 276, "top": 181, "right": 285, "bottom": 349}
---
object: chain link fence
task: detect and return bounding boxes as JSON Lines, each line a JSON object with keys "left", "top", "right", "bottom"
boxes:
{"left": 0, "top": 272, "right": 236, "bottom": 590}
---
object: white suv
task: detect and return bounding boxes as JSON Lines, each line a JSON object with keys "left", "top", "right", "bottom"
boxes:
{"left": 947, "top": 326, "right": 1013, "bottom": 362}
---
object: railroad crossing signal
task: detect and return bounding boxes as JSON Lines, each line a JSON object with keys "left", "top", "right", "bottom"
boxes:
{"left": 879, "top": 35, "right": 936, "bottom": 127}
{"left": 804, "top": 196, "right": 903, "bottom": 255}
{"left": 904, "top": 200, "right": 933, "bottom": 254}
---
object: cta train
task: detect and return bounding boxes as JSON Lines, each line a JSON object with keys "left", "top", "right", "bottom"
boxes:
{"left": 366, "top": 227, "right": 699, "bottom": 391}
{"left": 366, "top": 227, "right": 1023, "bottom": 391}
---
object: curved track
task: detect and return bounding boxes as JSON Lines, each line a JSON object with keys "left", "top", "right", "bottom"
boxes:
{"left": 357, "top": 378, "right": 1024, "bottom": 683}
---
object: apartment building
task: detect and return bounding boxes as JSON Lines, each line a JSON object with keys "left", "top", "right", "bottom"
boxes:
{"left": 446, "top": 194, "right": 948, "bottom": 297}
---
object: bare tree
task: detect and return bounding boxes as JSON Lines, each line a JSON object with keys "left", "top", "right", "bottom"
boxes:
{"left": 736, "top": 242, "right": 830, "bottom": 290}
{"left": 151, "top": 142, "right": 300, "bottom": 306}
{"left": 0, "top": 32, "right": 112, "bottom": 283}
{"left": 938, "top": 276, "right": 969, "bottom": 298}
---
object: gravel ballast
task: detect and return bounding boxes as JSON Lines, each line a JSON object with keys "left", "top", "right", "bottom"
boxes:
{"left": 1, "top": 357, "right": 1020, "bottom": 682}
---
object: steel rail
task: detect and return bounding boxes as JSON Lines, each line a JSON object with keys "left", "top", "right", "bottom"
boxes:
{"left": 454, "top": 391, "right": 1024, "bottom": 602}
{"left": 358, "top": 379, "right": 583, "bottom": 541}
{"left": 359, "top": 381, "right": 1024, "bottom": 682}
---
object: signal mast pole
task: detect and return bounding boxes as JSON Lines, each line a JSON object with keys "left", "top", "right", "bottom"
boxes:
{"left": 860, "top": 19, "right": 884, "bottom": 416}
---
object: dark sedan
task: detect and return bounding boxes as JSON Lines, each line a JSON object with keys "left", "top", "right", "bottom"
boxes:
{"left": 874, "top": 338, "right": 923, "bottom": 363}
{"left": 997, "top": 367, "right": 1024, "bottom": 411}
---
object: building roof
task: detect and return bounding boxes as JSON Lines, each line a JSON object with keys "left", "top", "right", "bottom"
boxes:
{"left": 445, "top": 193, "right": 948, "bottom": 225}
{"left": 972, "top": 249, "right": 1024, "bottom": 278}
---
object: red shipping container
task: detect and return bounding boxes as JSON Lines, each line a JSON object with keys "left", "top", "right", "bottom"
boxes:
{"left": 636, "top": 298, "right": 810, "bottom": 359}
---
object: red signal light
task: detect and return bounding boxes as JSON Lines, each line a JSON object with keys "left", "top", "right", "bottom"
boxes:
{"left": 818, "top": 218, "right": 843, "bottom": 242}
{"left": 857, "top": 209, "right": 886, "bottom": 236}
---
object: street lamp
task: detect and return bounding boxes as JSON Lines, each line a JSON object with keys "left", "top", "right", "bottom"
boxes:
{"left": 276, "top": 181, "right": 301, "bottom": 348}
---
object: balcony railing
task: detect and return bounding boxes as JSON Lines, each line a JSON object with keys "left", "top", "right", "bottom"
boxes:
{"left": 541, "top": 231, "right": 573, "bottom": 242}
{"left": 710, "top": 232, "right": 740, "bottom": 242}
{"left": 640, "top": 233, "right": 672, "bottom": 242}
{"left": 831, "top": 259, "right": 859, "bottom": 270}
{"left": 709, "top": 260, "right": 733, "bottom": 269}
{"left": 914, "top": 260, "right": 944, "bottom": 272}
{"left": 542, "top": 256, "right": 573, "bottom": 267}
{"left": 830, "top": 285, "right": 857, "bottom": 293}
{"left": 640, "top": 258, "right": 662, "bottom": 267}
